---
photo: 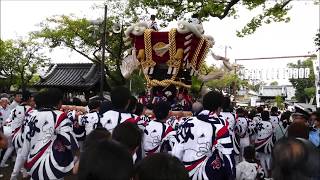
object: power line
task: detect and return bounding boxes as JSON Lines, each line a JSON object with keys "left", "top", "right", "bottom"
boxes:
{"left": 235, "top": 54, "right": 317, "bottom": 62}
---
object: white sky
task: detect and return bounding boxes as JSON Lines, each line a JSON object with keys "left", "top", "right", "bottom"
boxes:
{"left": 1, "top": 0, "right": 319, "bottom": 85}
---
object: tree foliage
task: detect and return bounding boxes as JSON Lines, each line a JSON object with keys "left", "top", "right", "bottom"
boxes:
{"left": 0, "top": 39, "right": 48, "bottom": 91}
{"left": 206, "top": 72, "right": 248, "bottom": 91}
{"left": 315, "top": 29, "right": 320, "bottom": 51}
{"left": 128, "top": 0, "right": 297, "bottom": 37}
{"left": 288, "top": 57, "right": 316, "bottom": 103}
{"left": 32, "top": 14, "right": 128, "bottom": 87}
{"left": 275, "top": 95, "right": 284, "bottom": 109}
{"left": 270, "top": 81, "right": 278, "bottom": 86}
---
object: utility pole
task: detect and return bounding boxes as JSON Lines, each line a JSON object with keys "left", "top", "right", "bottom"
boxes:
{"left": 100, "top": 5, "right": 107, "bottom": 99}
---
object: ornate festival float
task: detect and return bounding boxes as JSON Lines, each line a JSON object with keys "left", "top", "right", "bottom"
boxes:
{"left": 121, "top": 21, "right": 228, "bottom": 109}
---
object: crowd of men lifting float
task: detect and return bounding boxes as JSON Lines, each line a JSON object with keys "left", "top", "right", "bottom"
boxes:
{"left": 0, "top": 85, "right": 319, "bottom": 180}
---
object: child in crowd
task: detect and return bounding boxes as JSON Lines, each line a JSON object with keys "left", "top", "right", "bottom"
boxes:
{"left": 236, "top": 146, "right": 265, "bottom": 180}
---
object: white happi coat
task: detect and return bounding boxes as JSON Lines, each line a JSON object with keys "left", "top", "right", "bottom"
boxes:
{"left": 172, "top": 110, "right": 234, "bottom": 180}
{"left": 255, "top": 120, "right": 274, "bottom": 154}
{"left": 78, "top": 111, "right": 100, "bottom": 136}
{"left": 220, "top": 111, "right": 240, "bottom": 155}
{"left": 253, "top": 114, "right": 262, "bottom": 123}
{"left": 20, "top": 109, "right": 79, "bottom": 180}
{"left": 270, "top": 115, "right": 280, "bottom": 129}
{"left": 236, "top": 117, "right": 250, "bottom": 148}
{"left": 100, "top": 110, "right": 137, "bottom": 133}
{"left": 143, "top": 120, "right": 175, "bottom": 156}
{"left": 9, "top": 104, "right": 32, "bottom": 150}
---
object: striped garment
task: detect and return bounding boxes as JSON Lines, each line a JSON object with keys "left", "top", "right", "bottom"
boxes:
{"left": 255, "top": 121, "right": 275, "bottom": 154}
{"left": 143, "top": 120, "right": 175, "bottom": 156}
{"left": 78, "top": 111, "right": 101, "bottom": 136}
{"left": 172, "top": 110, "right": 235, "bottom": 180}
{"left": 220, "top": 112, "right": 240, "bottom": 155}
{"left": 67, "top": 110, "right": 86, "bottom": 141}
{"left": 100, "top": 110, "right": 138, "bottom": 134}
{"left": 9, "top": 104, "right": 32, "bottom": 150}
{"left": 20, "top": 109, "right": 79, "bottom": 180}
{"left": 270, "top": 115, "right": 280, "bottom": 129}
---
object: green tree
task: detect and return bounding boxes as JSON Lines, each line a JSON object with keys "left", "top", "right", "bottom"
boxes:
{"left": 288, "top": 57, "right": 316, "bottom": 103}
{"left": 270, "top": 81, "right": 278, "bottom": 86}
{"left": 0, "top": 39, "right": 48, "bottom": 90}
{"left": 206, "top": 72, "right": 248, "bottom": 91}
{"left": 128, "top": 0, "right": 310, "bottom": 37}
{"left": 0, "top": 39, "right": 18, "bottom": 91}
{"left": 275, "top": 95, "right": 284, "bottom": 109}
{"left": 32, "top": 14, "right": 128, "bottom": 89}
{"left": 315, "top": 29, "right": 320, "bottom": 51}
{"left": 126, "top": 70, "right": 146, "bottom": 95}
{"left": 248, "top": 81, "right": 266, "bottom": 92}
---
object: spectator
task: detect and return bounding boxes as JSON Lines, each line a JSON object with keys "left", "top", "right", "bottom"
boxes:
{"left": 134, "top": 153, "right": 189, "bottom": 180}
{"left": 236, "top": 146, "right": 264, "bottom": 180}
{"left": 78, "top": 139, "right": 133, "bottom": 180}
{"left": 309, "top": 111, "right": 320, "bottom": 147}
{"left": 288, "top": 122, "right": 309, "bottom": 139}
{"left": 291, "top": 113, "right": 309, "bottom": 125}
{"left": 274, "top": 111, "right": 292, "bottom": 141}
{"left": 8, "top": 92, "right": 22, "bottom": 110}
{"left": 73, "top": 127, "right": 111, "bottom": 175}
{"left": 272, "top": 137, "right": 320, "bottom": 180}
{"left": 0, "top": 98, "right": 11, "bottom": 123}
{"left": 112, "top": 122, "right": 142, "bottom": 161}
{"left": 83, "top": 127, "right": 111, "bottom": 149}
{"left": 148, "top": 14, "right": 159, "bottom": 31}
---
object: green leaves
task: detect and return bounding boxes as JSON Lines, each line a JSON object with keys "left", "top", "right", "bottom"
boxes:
{"left": 288, "top": 57, "right": 316, "bottom": 103}
{"left": 128, "top": 0, "right": 298, "bottom": 37}
{"left": 0, "top": 39, "right": 48, "bottom": 90}
{"left": 315, "top": 29, "right": 320, "bottom": 51}
{"left": 275, "top": 95, "right": 284, "bottom": 109}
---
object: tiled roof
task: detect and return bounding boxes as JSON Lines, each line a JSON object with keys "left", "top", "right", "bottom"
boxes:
{"left": 259, "top": 86, "right": 287, "bottom": 97}
{"left": 34, "top": 63, "right": 100, "bottom": 89}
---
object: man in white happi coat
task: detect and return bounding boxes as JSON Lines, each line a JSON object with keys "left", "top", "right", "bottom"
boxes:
{"left": 172, "top": 91, "right": 235, "bottom": 180}
{"left": 10, "top": 89, "right": 79, "bottom": 180}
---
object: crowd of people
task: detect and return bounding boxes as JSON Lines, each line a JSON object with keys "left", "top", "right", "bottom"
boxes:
{"left": 0, "top": 87, "right": 319, "bottom": 180}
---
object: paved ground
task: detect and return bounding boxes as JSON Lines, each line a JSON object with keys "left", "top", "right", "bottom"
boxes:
{"left": 0, "top": 160, "right": 77, "bottom": 180}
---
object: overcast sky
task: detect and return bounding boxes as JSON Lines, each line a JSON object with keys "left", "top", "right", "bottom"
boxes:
{"left": 1, "top": 0, "right": 319, "bottom": 85}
